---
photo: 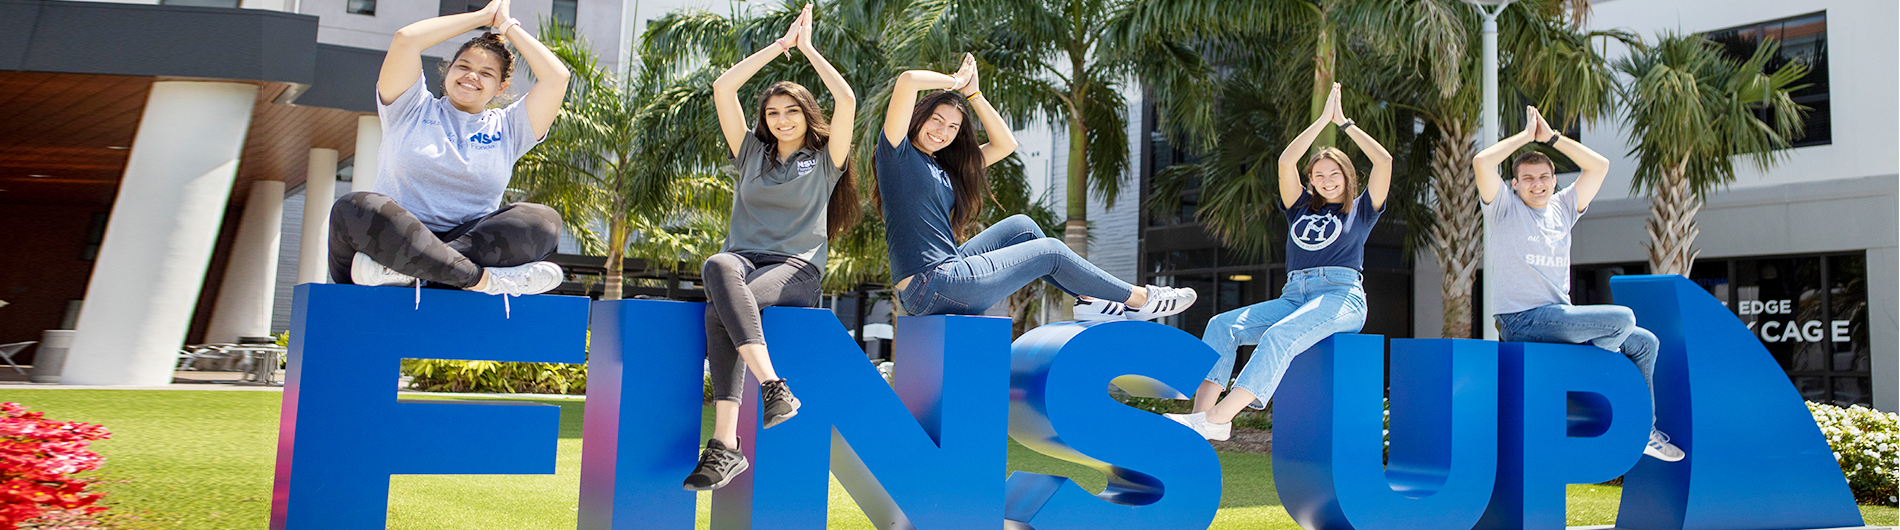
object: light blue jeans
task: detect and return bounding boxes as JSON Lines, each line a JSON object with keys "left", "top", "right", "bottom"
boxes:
{"left": 1496, "top": 303, "right": 1659, "bottom": 425}
{"left": 898, "top": 215, "right": 1135, "bottom": 316}
{"left": 1202, "top": 267, "right": 1368, "bottom": 408}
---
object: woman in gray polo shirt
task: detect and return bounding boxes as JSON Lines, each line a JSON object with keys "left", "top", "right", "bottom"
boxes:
{"left": 326, "top": 0, "right": 571, "bottom": 305}
{"left": 683, "top": 5, "right": 860, "bottom": 491}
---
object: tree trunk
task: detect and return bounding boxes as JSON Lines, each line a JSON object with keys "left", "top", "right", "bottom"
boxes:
{"left": 1064, "top": 113, "right": 1091, "bottom": 258}
{"left": 1310, "top": 8, "right": 1337, "bottom": 150}
{"left": 603, "top": 212, "right": 629, "bottom": 301}
{"left": 1644, "top": 166, "right": 1702, "bottom": 276}
{"left": 1429, "top": 121, "right": 1483, "bottom": 338}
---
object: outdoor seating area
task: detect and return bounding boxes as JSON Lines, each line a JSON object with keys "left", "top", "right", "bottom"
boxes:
{"left": 176, "top": 336, "right": 286, "bottom": 385}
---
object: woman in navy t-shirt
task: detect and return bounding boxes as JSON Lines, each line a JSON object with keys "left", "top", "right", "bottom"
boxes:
{"left": 1164, "top": 84, "right": 1393, "bottom": 441}
{"left": 873, "top": 55, "right": 1197, "bottom": 321}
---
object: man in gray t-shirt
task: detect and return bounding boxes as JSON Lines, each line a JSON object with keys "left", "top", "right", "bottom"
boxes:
{"left": 1472, "top": 107, "right": 1684, "bottom": 462}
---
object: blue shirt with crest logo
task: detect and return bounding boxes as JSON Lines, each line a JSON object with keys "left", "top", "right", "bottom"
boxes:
{"left": 874, "top": 135, "right": 960, "bottom": 282}
{"left": 1284, "top": 190, "right": 1382, "bottom": 272}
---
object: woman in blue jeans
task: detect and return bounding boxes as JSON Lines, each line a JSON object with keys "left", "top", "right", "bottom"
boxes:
{"left": 1166, "top": 84, "right": 1392, "bottom": 441}
{"left": 873, "top": 55, "right": 1195, "bottom": 319}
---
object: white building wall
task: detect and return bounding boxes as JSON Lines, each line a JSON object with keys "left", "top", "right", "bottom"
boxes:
{"left": 1084, "top": 96, "right": 1144, "bottom": 284}
{"left": 1579, "top": 0, "right": 1898, "bottom": 411}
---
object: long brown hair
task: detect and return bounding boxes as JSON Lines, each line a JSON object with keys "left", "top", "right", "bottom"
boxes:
{"left": 1302, "top": 147, "right": 1360, "bottom": 214}
{"left": 871, "top": 91, "right": 986, "bottom": 239}
{"left": 752, "top": 81, "right": 860, "bottom": 239}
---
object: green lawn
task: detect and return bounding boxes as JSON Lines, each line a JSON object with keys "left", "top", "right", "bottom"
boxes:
{"left": 1, "top": 389, "right": 1892, "bottom": 529}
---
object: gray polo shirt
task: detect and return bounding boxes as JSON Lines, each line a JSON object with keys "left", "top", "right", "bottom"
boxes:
{"left": 1484, "top": 185, "right": 1583, "bottom": 315}
{"left": 723, "top": 131, "right": 845, "bottom": 269}
{"left": 373, "top": 73, "right": 541, "bottom": 231}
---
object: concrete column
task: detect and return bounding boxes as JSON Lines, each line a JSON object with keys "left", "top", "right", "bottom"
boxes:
{"left": 352, "top": 115, "right": 381, "bottom": 193}
{"left": 64, "top": 81, "right": 259, "bottom": 386}
{"left": 298, "top": 148, "right": 338, "bottom": 285}
{"left": 205, "top": 180, "right": 285, "bottom": 344}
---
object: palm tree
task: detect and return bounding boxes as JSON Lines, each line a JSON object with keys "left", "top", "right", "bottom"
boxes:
{"left": 1370, "top": 0, "right": 1626, "bottom": 337}
{"left": 513, "top": 23, "right": 731, "bottom": 300}
{"left": 895, "top": 0, "right": 1270, "bottom": 259}
{"left": 1616, "top": 31, "right": 1808, "bottom": 276}
{"left": 1143, "top": 0, "right": 1623, "bottom": 338}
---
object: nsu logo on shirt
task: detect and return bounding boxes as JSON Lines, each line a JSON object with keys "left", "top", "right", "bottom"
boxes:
{"left": 1291, "top": 212, "right": 1343, "bottom": 251}
{"left": 469, "top": 132, "right": 504, "bottom": 147}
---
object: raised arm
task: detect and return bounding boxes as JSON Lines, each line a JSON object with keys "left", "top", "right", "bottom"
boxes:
{"left": 948, "top": 55, "right": 1017, "bottom": 166}
{"left": 884, "top": 69, "right": 958, "bottom": 147}
{"left": 1331, "top": 85, "right": 1392, "bottom": 210}
{"left": 713, "top": 17, "right": 798, "bottom": 158}
{"left": 493, "top": 0, "right": 569, "bottom": 140}
{"left": 1542, "top": 118, "right": 1610, "bottom": 212}
{"left": 1277, "top": 84, "right": 1337, "bottom": 209}
{"left": 795, "top": 5, "right": 856, "bottom": 168}
{"left": 380, "top": 0, "right": 498, "bottom": 105}
{"left": 1472, "top": 106, "right": 1541, "bottom": 205}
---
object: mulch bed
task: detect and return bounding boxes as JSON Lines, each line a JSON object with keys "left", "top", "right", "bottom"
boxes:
{"left": 1211, "top": 428, "right": 1272, "bottom": 455}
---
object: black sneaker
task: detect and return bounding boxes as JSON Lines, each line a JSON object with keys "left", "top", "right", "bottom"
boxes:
{"left": 761, "top": 379, "right": 801, "bottom": 428}
{"left": 682, "top": 438, "right": 748, "bottom": 491}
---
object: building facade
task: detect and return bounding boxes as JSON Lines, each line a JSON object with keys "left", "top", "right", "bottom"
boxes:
{"left": 1120, "top": 0, "right": 1896, "bottom": 411}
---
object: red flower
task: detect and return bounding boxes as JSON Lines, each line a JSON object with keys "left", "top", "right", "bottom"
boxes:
{"left": 0, "top": 403, "right": 111, "bottom": 530}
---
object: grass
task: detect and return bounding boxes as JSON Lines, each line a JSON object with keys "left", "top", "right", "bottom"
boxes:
{"left": 1, "top": 389, "right": 1893, "bottom": 529}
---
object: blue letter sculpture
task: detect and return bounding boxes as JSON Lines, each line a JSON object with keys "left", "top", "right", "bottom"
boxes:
{"left": 577, "top": 299, "right": 707, "bottom": 529}
{"left": 1004, "top": 320, "right": 1224, "bottom": 530}
{"left": 1275, "top": 335, "right": 1501, "bottom": 530}
{"left": 1475, "top": 341, "right": 1652, "bottom": 530}
{"left": 710, "top": 308, "right": 1011, "bottom": 529}
{"left": 1611, "top": 275, "right": 1863, "bottom": 530}
{"left": 270, "top": 284, "right": 586, "bottom": 529}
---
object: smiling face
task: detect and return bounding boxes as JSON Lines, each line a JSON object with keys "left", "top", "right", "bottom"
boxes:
{"left": 911, "top": 103, "right": 965, "bottom": 155}
{"left": 761, "top": 94, "right": 808, "bottom": 146}
{"left": 1512, "top": 161, "right": 1557, "bottom": 208}
{"left": 444, "top": 48, "right": 510, "bottom": 112}
{"left": 1309, "top": 158, "right": 1348, "bottom": 203}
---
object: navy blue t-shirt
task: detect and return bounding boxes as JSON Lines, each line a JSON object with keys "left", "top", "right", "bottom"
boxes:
{"left": 875, "top": 135, "right": 960, "bottom": 281}
{"left": 1283, "top": 191, "right": 1382, "bottom": 272}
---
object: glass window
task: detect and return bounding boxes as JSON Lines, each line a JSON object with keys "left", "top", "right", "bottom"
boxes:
{"left": 1730, "top": 253, "right": 1867, "bottom": 406}
{"left": 346, "top": 0, "right": 375, "bottom": 15}
{"left": 553, "top": 0, "right": 577, "bottom": 28}
{"left": 1706, "top": 12, "right": 1830, "bottom": 147}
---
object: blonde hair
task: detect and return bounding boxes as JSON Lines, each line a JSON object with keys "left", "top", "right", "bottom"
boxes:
{"left": 1303, "top": 147, "right": 1359, "bottom": 213}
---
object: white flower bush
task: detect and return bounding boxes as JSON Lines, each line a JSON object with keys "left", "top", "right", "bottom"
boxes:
{"left": 1808, "top": 401, "right": 1897, "bottom": 505}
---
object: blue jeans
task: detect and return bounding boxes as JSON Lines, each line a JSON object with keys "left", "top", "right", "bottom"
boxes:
{"left": 1496, "top": 303, "right": 1659, "bottom": 424}
{"left": 1202, "top": 267, "right": 1368, "bottom": 408}
{"left": 898, "top": 215, "right": 1135, "bottom": 316}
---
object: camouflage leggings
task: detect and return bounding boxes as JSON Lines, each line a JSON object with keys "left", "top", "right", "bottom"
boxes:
{"left": 327, "top": 192, "right": 560, "bottom": 288}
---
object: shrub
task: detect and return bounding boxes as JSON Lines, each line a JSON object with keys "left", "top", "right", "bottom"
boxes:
{"left": 401, "top": 360, "right": 588, "bottom": 395}
{"left": 1808, "top": 401, "right": 1898, "bottom": 506}
{"left": 0, "top": 403, "right": 111, "bottom": 530}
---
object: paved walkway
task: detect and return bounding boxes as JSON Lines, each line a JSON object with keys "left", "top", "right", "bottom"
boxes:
{"left": 0, "top": 368, "right": 289, "bottom": 391}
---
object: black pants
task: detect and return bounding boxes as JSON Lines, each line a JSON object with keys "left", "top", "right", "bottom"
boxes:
{"left": 328, "top": 192, "right": 561, "bottom": 288}
{"left": 703, "top": 251, "right": 822, "bottom": 403}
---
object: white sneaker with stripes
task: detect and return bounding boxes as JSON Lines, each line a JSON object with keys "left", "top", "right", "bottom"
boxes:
{"left": 1073, "top": 297, "right": 1132, "bottom": 321}
{"left": 1126, "top": 285, "right": 1197, "bottom": 321}
{"left": 1644, "top": 429, "right": 1685, "bottom": 462}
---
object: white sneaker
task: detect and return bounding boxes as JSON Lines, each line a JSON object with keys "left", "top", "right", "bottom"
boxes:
{"left": 1162, "top": 411, "right": 1231, "bottom": 441}
{"left": 1644, "top": 429, "right": 1685, "bottom": 462}
{"left": 352, "top": 252, "right": 417, "bottom": 287}
{"left": 1126, "top": 285, "right": 1197, "bottom": 321}
{"left": 1073, "top": 297, "right": 1131, "bottom": 321}
{"left": 474, "top": 261, "right": 564, "bottom": 297}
